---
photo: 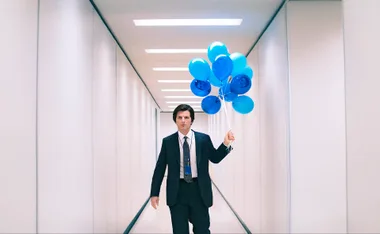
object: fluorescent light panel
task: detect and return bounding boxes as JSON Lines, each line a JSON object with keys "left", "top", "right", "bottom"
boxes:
{"left": 153, "top": 67, "right": 188, "bottom": 71}
{"left": 162, "top": 89, "right": 191, "bottom": 92}
{"left": 146, "top": 49, "right": 207, "bottom": 54}
{"left": 158, "top": 80, "right": 192, "bottom": 83}
{"left": 134, "top": 19, "right": 242, "bottom": 26}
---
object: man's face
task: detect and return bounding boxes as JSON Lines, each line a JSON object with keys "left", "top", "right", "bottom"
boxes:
{"left": 175, "top": 110, "right": 192, "bottom": 133}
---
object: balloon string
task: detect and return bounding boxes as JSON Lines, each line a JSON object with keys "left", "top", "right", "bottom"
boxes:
{"left": 219, "top": 85, "right": 234, "bottom": 147}
{"left": 222, "top": 95, "right": 231, "bottom": 129}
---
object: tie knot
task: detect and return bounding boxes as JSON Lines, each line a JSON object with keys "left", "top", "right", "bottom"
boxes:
{"left": 184, "top": 136, "right": 188, "bottom": 140}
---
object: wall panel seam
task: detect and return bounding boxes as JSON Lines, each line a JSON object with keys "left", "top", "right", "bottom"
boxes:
{"left": 35, "top": 0, "right": 41, "bottom": 232}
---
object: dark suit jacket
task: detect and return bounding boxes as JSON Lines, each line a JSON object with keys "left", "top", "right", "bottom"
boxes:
{"left": 150, "top": 130, "right": 232, "bottom": 208}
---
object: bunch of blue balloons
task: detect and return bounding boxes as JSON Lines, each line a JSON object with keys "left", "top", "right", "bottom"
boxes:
{"left": 188, "top": 41, "right": 255, "bottom": 115}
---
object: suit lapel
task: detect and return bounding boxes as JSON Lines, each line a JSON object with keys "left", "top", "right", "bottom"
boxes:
{"left": 194, "top": 131, "right": 202, "bottom": 166}
{"left": 172, "top": 132, "right": 180, "bottom": 165}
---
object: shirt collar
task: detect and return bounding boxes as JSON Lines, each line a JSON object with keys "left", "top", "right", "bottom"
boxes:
{"left": 178, "top": 129, "right": 193, "bottom": 141}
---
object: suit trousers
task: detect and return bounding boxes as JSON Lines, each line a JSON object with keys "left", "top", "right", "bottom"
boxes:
{"left": 169, "top": 179, "right": 210, "bottom": 234}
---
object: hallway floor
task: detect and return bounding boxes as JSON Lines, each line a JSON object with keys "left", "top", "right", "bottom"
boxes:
{"left": 130, "top": 180, "right": 246, "bottom": 233}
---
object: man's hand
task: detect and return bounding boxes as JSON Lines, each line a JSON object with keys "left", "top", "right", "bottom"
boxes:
{"left": 223, "top": 130, "right": 235, "bottom": 146}
{"left": 150, "top": 196, "right": 159, "bottom": 209}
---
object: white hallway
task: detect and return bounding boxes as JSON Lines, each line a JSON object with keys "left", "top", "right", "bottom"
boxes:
{"left": 1, "top": 0, "right": 380, "bottom": 233}
{"left": 130, "top": 180, "right": 247, "bottom": 234}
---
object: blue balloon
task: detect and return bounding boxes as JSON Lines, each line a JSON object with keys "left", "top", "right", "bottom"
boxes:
{"left": 190, "top": 79, "right": 211, "bottom": 97}
{"left": 188, "top": 58, "right": 210, "bottom": 81}
{"left": 209, "top": 71, "right": 227, "bottom": 87}
{"left": 230, "top": 74, "right": 252, "bottom": 95}
{"left": 212, "top": 54, "right": 233, "bottom": 81}
{"left": 201, "top": 95, "right": 221, "bottom": 115}
{"left": 242, "top": 66, "right": 254, "bottom": 79}
{"left": 230, "top": 52, "right": 247, "bottom": 76}
{"left": 232, "top": 95, "right": 254, "bottom": 114}
{"left": 207, "top": 41, "right": 229, "bottom": 63}
{"left": 218, "top": 83, "right": 237, "bottom": 102}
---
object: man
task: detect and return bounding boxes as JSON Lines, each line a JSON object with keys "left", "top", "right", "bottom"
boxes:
{"left": 150, "top": 104, "right": 235, "bottom": 234}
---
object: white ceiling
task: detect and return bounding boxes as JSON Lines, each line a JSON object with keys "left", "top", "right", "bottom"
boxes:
{"left": 92, "top": 0, "right": 284, "bottom": 112}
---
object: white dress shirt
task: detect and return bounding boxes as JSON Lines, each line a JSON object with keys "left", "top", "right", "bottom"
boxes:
{"left": 178, "top": 129, "right": 198, "bottom": 178}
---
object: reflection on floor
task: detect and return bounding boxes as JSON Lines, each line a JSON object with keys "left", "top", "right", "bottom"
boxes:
{"left": 130, "top": 180, "right": 246, "bottom": 233}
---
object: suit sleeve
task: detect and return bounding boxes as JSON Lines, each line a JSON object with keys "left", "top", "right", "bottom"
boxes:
{"left": 150, "top": 138, "right": 167, "bottom": 197}
{"left": 206, "top": 135, "right": 232, "bottom": 164}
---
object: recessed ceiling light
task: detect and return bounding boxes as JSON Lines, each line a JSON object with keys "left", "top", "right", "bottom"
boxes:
{"left": 162, "top": 89, "right": 191, "bottom": 92}
{"left": 158, "top": 80, "right": 192, "bottom": 83}
{"left": 145, "top": 49, "right": 207, "bottom": 54}
{"left": 166, "top": 101, "right": 201, "bottom": 104}
{"left": 153, "top": 67, "right": 188, "bottom": 71}
{"left": 165, "top": 96, "right": 202, "bottom": 99}
{"left": 133, "top": 19, "right": 242, "bottom": 26}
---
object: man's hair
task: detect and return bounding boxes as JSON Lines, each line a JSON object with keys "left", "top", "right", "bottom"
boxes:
{"left": 173, "top": 104, "right": 195, "bottom": 124}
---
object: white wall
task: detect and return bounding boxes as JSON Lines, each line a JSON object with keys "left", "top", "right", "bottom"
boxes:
{"left": 0, "top": 1, "right": 38, "bottom": 233}
{"left": 343, "top": 0, "right": 380, "bottom": 233}
{"left": 257, "top": 7, "right": 290, "bottom": 233}
{"left": 114, "top": 45, "right": 158, "bottom": 231}
{"left": 286, "top": 1, "right": 347, "bottom": 233}
{"left": 208, "top": 48, "right": 261, "bottom": 233}
{"left": 92, "top": 14, "right": 117, "bottom": 233}
{"left": 210, "top": 6, "right": 289, "bottom": 233}
{"left": 242, "top": 48, "right": 261, "bottom": 232}
{"left": 0, "top": 0, "right": 159, "bottom": 233}
{"left": 208, "top": 7, "right": 290, "bottom": 234}
{"left": 116, "top": 45, "right": 158, "bottom": 232}
{"left": 208, "top": 46, "right": 262, "bottom": 232}
{"left": 209, "top": 1, "right": 380, "bottom": 233}
{"left": 37, "top": 1, "right": 94, "bottom": 232}
{"left": 208, "top": 2, "right": 347, "bottom": 233}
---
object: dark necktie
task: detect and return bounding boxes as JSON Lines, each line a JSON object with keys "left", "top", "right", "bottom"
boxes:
{"left": 183, "top": 136, "right": 192, "bottom": 183}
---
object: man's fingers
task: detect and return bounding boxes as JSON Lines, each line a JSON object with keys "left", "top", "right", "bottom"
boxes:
{"left": 228, "top": 131, "right": 235, "bottom": 140}
{"left": 155, "top": 200, "right": 159, "bottom": 209}
{"left": 151, "top": 197, "right": 159, "bottom": 209}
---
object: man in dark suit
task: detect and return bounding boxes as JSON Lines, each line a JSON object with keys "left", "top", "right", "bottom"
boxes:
{"left": 150, "top": 104, "right": 235, "bottom": 234}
